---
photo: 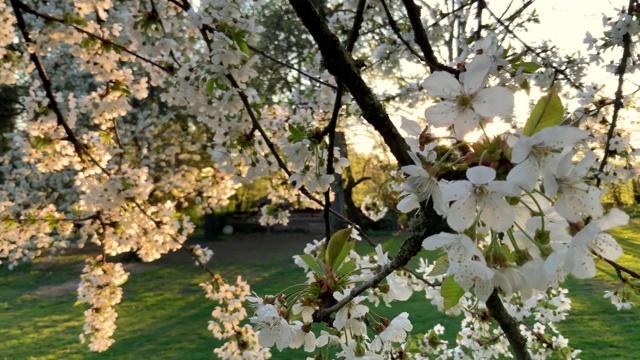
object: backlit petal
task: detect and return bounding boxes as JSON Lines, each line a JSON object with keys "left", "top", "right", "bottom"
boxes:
{"left": 423, "top": 72, "right": 463, "bottom": 98}
{"left": 473, "top": 87, "right": 514, "bottom": 118}
{"left": 452, "top": 108, "right": 480, "bottom": 137}
{"left": 591, "top": 234, "right": 623, "bottom": 260}
{"left": 466, "top": 166, "right": 496, "bottom": 185}
{"left": 448, "top": 194, "right": 476, "bottom": 231}
{"left": 461, "top": 55, "right": 491, "bottom": 94}
{"left": 442, "top": 180, "right": 473, "bottom": 202}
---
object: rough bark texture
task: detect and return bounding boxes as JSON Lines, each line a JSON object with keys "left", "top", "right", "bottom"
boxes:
{"left": 289, "top": 0, "right": 413, "bottom": 167}
{"left": 486, "top": 291, "right": 532, "bottom": 360}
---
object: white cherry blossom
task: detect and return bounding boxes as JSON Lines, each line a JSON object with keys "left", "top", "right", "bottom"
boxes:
{"left": 371, "top": 312, "right": 413, "bottom": 352}
{"left": 564, "top": 208, "right": 628, "bottom": 279}
{"left": 333, "top": 291, "right": 369, "bottom": 336}
{"left": 508, "top": 126, "right": 587, "bottom": 190}
{"left": 423, "top": 55, "right": 513, "bottom": 138}
{"left": 442, "top": 166, "right": 519, "bottom": 231}
{"left": 544, "top": 151, "right": 603, "bottom": 222}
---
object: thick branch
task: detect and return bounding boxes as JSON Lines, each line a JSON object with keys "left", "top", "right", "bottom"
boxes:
{"left": 401, "top": 0, "right": 458, "bottom": 74}
{"left": 323, "top": 0, "right": 367, "bottom": 238}
{"left": 288, "top": 0, "right": 413, "bottom": 167}
{"left": 486, "top": 291, "right": 532, "bottom": 360}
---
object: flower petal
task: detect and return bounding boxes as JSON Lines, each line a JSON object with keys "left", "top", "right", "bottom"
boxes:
{"left": 442, "top": 180, "right": 473, "bottom": 202}
{"left": 452, "top": 108, "right": 480, "bottom": 137}
{"left": 595, "top": 208, "right": 630, "bottom": 231}
{"left": 569, "top": 249, "right": 596, "bottom": 279}
{"left": 591, "top": 234, "right": 623, "bottom": 260}
{"left": 425, "top": 101, "right": 459, "bottom": 126}
{"left": 461, "top": 55, "right": 491, "bottom": 94}
{"left": 534, "top": 126, "right": 587, "bottom": 147}
{"left": 481, "top": 195, "right": 515, "bottom": 231}
{"left": 447, "top": 194, "right": 476, "bottom": 231}
{"left": 466, "top": 166, "right": 496, "bottom": 185}
{"left": 400, "top": 117, "right": 424, "bottom": 137}
{"left": 511, "top": 136, "right": 536, "bottom": 164}
{"left": 473, "top": 87, "right": 514, "bottom": 118}
{"left": 422, "top": 232, "right": 458, "bottom": 251}
{"left": 507, "top": 161, "right": 538, "bottom": 191}
{"left": 423, "top": 71, "right": 463, "bottom": 98}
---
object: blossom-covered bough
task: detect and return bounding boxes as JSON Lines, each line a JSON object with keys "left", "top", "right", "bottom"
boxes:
{"left": 1, "top": 0, "right": 639, "bottom": 359}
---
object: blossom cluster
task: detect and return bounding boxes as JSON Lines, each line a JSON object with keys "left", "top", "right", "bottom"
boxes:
{"left": 395, "top": 47, "right": 632, "bottom": 308}
{"left": 201, "top": 275, "right": 271, "bottom": 359}
{"left": 77, "top": 257, "right": 129, "bottom": 352}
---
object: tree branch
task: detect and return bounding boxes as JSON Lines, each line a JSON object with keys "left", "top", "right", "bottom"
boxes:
{"left": 485, "top": 5, "right": 583, "bottom": 91}
{"left": 13, "top": 0, "right": 174, "bottom": 74}
{"left": 401, "top": 0, "right": 459, "bottom": 74}
{"left": 596, "top": 0, "right": 637, "bottom": 186}
{"left": 314, "top": 201, "right": 449, "bottom": 320}
{"left": 594, "top": 250, "right": 640, "bottom": 280}
{"left": 379, "top": 0, "right": 427, "bottom": 63}
{"left": 288, "top": 0, "right": 413, "bottom": 168}
{"left": 248, "top": 45, "right": 337, "bottom": 89}
{"left": 486, "top": 290, "right": 532, "bottom": 360}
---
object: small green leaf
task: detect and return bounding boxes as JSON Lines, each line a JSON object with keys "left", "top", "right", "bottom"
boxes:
{"left": 80, "top": 37, "right": 95, "bottom": 49}
{"left": 441, "top": 276, "right": 465, "bottom": 310}
{"left": 520, "top": 78, "right": 531, "bottom": 96}
{"left": 287, "top": 123, "right": 308, "bottom": 143}
{"left": 522, "top": 89, "right": 563, "bottom": 136}
{"left": 336, "top": 259, "right": 356, "bottom": 277}
{"left": 325, "top": 227, "right": 351, "bottom": 269}
{"left": 511, "top": 61, "right": 541, "bottom": 74}
{"left": 205, "top": 78, "right": 215, "bottom": 97}
{"left": 332, "top": 236, "right": 355, "bottom": 271}
{"left": 298, "top": 254, "right": 323, "bottom": 275}
{"left": 73, "top": 301, "right": 84, "bottom": 307}
{"left": 234, "top": 34, "right": 251, "bottom": 55}
{"left": 427, "top": 255, "right": 450, "bottom": 277}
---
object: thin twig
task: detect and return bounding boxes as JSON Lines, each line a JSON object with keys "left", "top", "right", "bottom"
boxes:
{"left": 596, "top": 0, "right": 637, "bottom": 186}
{"left": 485, "top": 5, "right": 583, "bottom": 91}
{"left": 249, "top": 45, "right": 337, "bottom": 89}
{"left": 10, "top": 0, "right": 86, "bottom": 159}
{"left": 13, "top": 0, "right": 174, "bottom": 74}
{"left": 379, "top": 0, "right": 427, "bottom": 63}
{"left": 594, "top": 250, "right": 640, "bottom": 280}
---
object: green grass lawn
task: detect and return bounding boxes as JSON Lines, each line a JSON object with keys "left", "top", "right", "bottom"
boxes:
{"left": 0, "top": 218, "right": 639, "bottom": 359}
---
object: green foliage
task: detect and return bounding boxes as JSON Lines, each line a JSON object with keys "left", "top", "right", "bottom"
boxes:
{"left": 427, "top": 254, "right": 449, "bottom": 277}
{"left": 510, "top": 61, "right": 542, "bottom": 74}
{"left": 522, "top": 89, "right": 564, "bottom": 136}
{"left": 602, "top": 181, "right": 637, "bottom": 207}
{"left": 440, "top": 276, "right": 465, "bottom": 310}
{"left": 2, "top": 218, "right": 640, "bottom": 359}
{"left": 287, "top": 123, "right": 310, "bottom": 143}
{"left": 325, "top": 227, "right": 353, "bottom": 270}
